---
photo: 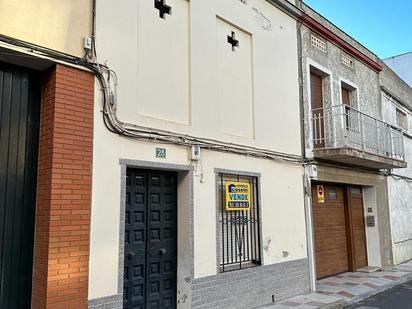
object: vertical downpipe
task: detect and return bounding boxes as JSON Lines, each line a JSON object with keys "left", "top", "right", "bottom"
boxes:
{"left": 296, "top": 0, "right": 317, "bottom": 291}
{"left": 303, "top": 167, "right": 316, "bottom": 291}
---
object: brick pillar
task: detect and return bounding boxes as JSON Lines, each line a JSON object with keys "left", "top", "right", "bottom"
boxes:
{"left": 32, "top": 64, "right": 94, "bottom": 309}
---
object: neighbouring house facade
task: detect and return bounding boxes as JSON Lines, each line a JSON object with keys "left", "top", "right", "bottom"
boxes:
{"left": 299, "top": 3, "right": 407, "bottom": 286}
{"left": 0, "top": 0, "right": 95, "bottom": 308}
{"left": 89, "top": 0, "right": 309, "bottom": 308}
{"left": 379, "top": 62, "right": 412, "bottom": 265}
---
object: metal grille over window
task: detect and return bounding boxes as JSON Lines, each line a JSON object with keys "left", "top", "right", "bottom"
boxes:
{"left": 311, "top": 34, "right": 327, "bottom": 53}
{"left": 218, "top": 174, "right": 261, "bottom": 273}
{"left": 341, "top": 53, "right": 354, "bottom": 68}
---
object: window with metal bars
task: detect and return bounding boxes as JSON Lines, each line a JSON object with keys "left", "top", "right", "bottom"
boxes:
{"left": 218, "top": 174, "right": 261, "bottom": 273}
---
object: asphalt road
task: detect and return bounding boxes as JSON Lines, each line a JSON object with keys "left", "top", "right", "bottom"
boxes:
{"left": 348, "top": 280, "right": 412, "bottom": 309}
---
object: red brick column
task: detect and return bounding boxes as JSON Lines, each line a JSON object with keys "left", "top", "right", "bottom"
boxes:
{"left": 32, "top": 64, "right": 94, "bottom": 309}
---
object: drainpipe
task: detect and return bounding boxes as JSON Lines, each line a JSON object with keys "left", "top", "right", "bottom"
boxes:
{"left": 91, "top": 0, "right": 97, "bottom": 61}
{"left": 303, "top": 167, "right": 316, "bottom": 291}
{"left": 296, "top": 0, "right": 317, "bottom": 292}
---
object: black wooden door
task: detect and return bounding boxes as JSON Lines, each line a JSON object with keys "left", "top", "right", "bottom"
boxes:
{"left": 0, "top": 63, "right": 40, "bottom": 308}
{"left": 124, "top": 169, "right": 177, "bottom": 309}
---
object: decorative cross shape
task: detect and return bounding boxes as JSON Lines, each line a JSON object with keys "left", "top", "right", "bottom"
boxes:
{"left": 227, "top": 31, "right": 239, "bottom": 51}
{"left": 155, "top": 0, "right": 172, "bottom": 19}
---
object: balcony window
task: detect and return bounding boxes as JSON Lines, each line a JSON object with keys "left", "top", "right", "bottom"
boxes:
{"left": 396, "top": 108, "right": 408, "bottom": 131}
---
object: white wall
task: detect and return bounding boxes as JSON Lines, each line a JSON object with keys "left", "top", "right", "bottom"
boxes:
{"left": 89, "top": 89, "right": 307, "bottom": 299}
{"left": 89, "top": 0, "right": 306, "bottom": 301}
{"left": 384, "top": 53, "right": 412, "bottom": 88}
{"left": 363, "top": 187, "right": 382, "bottom": 267}
{"left": 95, "top": 0, "right": 301, "bottom": 155}
{"left": 381, "top": 92, "right": 412, "bottom": 264}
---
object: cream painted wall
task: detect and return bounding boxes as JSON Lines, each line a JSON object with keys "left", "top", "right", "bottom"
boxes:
{"left": 89, "top": 88, "right": 307, "bottom": 300}
{"left": 89, "top": 0, "right": 305, "bottom": 301}
{"left": 95, "top": 0, "right": 301, "bottom": 155}
{"left": 0, "top": 0, "right": 92, "bottom": 56}
{"left": 89, "top": 89, "right": 191, "bottom": 299}
{"left": 195, "top": 151, "right": 307, "bottom": 277}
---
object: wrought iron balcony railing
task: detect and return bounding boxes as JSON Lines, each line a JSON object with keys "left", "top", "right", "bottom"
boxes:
{"left": 311, "top": 104, "right": 405, "bottom": 163}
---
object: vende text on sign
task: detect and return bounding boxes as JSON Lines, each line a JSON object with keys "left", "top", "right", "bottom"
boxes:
{"left": 225, "top": 182, "right": 251, "bottom": 211}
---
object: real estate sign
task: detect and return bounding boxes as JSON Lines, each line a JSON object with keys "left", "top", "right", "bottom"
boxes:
{"left": 225, "top": 182, "right": 251, "bottom": 211}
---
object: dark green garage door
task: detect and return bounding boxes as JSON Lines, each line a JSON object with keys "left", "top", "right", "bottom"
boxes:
{"left": 0, "top": 63, "right": 40, "bottom": 308}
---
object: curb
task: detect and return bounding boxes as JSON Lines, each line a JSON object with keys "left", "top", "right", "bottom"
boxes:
{"left": 319, "top": 299, "right": 347, "bottom": 309}
{"left": 325, "top": 275, "right": 412, "bottom": 308}
{"left": 346, "top": 276, "right": 408, "bottom": 306}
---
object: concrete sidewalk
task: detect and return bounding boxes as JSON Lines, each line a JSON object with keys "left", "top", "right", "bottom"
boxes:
{"left": 259, "top": 260, "right": 412, "bottom": 309}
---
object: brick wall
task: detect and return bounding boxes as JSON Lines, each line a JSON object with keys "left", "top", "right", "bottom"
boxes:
{"left": 32, "top": 64, "right": 94, "bottom": 309}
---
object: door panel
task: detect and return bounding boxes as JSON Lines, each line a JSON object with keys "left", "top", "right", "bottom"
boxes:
{"left": 0, "top": 63, "right": 40, "bottom": 308}
{"left": 310, "top": 72, "right": 324, "bottom": 148}
{"left": 312, "top": 185, "right": 349, "bottom": 279}
{"left": 341, "top": 87, "right": 350, "bottom": 106}
{"left": 124, "top": 170, "right": 177, "bottom": 309}
{"left": 350, "top": 188, "right": 368, "bottom": 270}
{"left": 147, "top": 173, "right": 177, "bottom": 309}
{"left": 124, "top": 171, "right": 147, "bottom": 308}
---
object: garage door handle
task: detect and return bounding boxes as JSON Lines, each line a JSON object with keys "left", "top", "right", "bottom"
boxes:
{"left": 128, "top": 252, "right": 135, "bottom": 260}
{"left": 159, "top": 248, "right": 167, "bottom": 256}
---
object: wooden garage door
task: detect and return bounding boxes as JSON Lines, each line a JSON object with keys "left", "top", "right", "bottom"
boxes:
{"left": 312, "top": 185, "right": 349, "bottom": 279}
{"left": 350, "top": 187, "right": 368, "bottom": 270}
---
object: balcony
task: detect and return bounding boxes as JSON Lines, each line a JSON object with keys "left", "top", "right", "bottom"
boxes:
{"left": 310, "top": 104, "right": 406, "bottom": 169}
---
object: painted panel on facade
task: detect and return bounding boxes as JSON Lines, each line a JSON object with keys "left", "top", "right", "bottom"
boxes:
{"left": 217, "top": 17, "right": 255, "bottom": 139}
{"left": 136, "top": 0, "right": 190, "bottom": 125}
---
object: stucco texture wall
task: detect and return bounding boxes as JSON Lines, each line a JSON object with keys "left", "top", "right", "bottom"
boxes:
{"left": 0, "top": 0, "right": 92, "bottom": 56}
{"left": 300, "top": 24, "right": 381, "bottom": 155}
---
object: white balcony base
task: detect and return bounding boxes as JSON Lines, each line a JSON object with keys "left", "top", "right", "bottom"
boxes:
{"left": 314, "top": 148, "right": 407, "bottom": 169}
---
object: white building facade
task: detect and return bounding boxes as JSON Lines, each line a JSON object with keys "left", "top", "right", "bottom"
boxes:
{"left": 384, "top": 52, "right": 412, "bottom": 88}
{"left": 380, "top": 63, "right": 412, "bottom": 265}
{"left": 88, "top": 1, "right": 310, "bottom": 308}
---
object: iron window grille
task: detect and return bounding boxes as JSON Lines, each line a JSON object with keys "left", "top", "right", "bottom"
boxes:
{"left": 218, "top": 174, "right": 261, "bottom": 273}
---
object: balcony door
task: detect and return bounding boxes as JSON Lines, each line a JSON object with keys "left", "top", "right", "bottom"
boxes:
{"left": 342, "top": 86, "right": 352, "bottom": 130}
{"left": 310, "top": 72, "right": 324, "bottom": 149}
{"left": 341, "top": 85, "right": 362, "bottom": 149}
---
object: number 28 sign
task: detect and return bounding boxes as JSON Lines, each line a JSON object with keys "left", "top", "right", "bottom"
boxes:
{"left": 225, "top": 182, "right": 251, "bottom": 211}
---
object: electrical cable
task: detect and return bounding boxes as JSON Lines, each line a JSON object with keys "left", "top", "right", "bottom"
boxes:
{"left": 0, "top": 34, "right": 306, "bottom": 166}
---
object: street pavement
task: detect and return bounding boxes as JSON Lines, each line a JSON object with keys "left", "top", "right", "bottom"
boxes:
{"left": 348, "top": 280, "right": 412, "bottom": 309}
